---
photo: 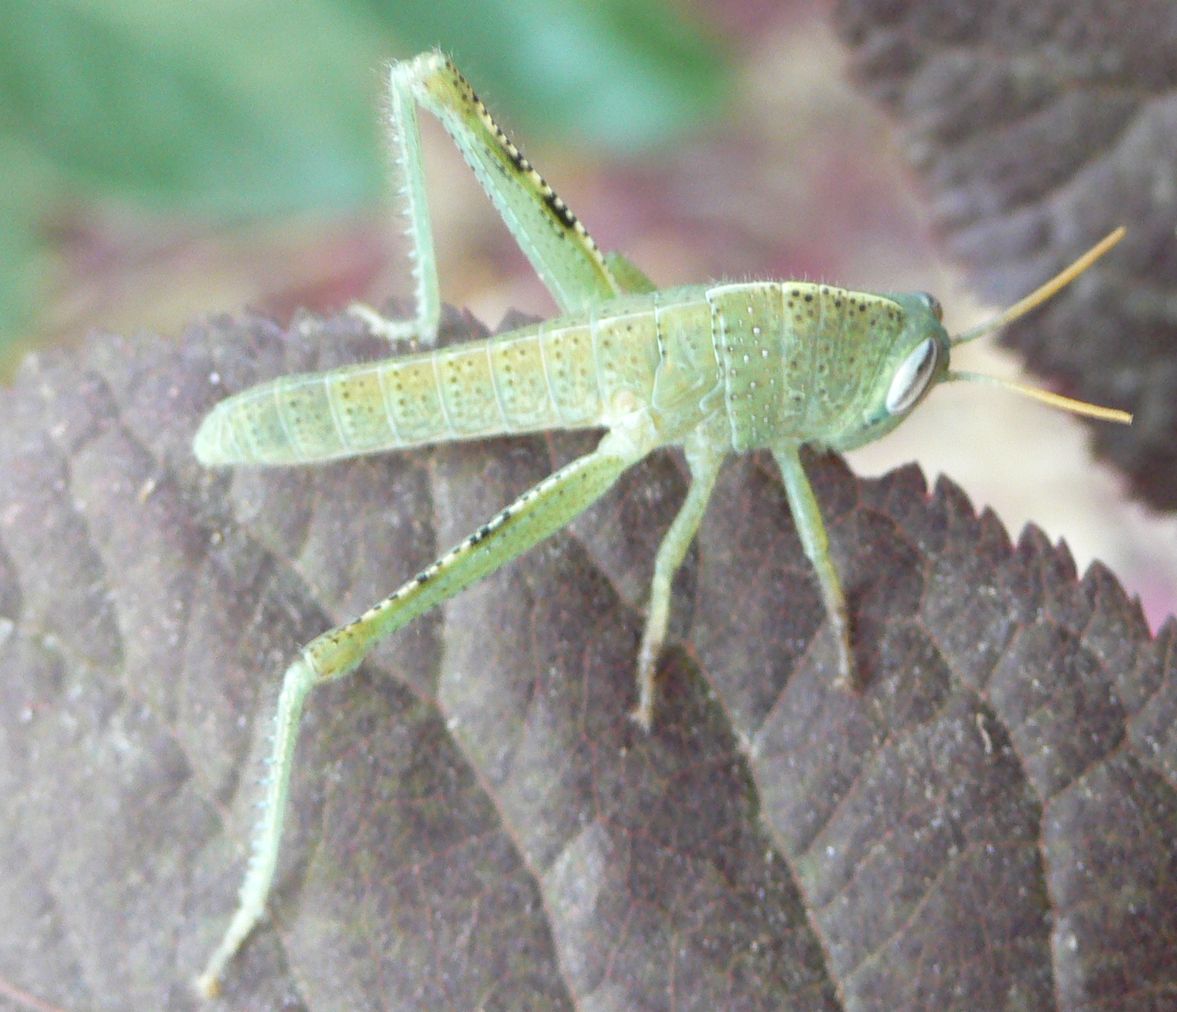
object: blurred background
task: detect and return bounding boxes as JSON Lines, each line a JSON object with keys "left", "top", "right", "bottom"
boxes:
{"left": 3, "top": 0, "right": 1174, "bottom": 629}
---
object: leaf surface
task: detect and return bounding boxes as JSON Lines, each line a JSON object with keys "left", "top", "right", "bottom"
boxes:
{"left": 1, "top": 310, "right": 1175, "bottom": 1008}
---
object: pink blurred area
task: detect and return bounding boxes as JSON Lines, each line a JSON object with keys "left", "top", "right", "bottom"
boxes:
{"left": 31, "top": 4, "right": 1177, "bottom": 634}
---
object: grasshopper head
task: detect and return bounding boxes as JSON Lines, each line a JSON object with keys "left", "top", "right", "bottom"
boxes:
{"left": 827, "top": 290, "right": 951, "bottom": 452}
{"left": 827, "top": 228, "right": 1132, "bottom": 452}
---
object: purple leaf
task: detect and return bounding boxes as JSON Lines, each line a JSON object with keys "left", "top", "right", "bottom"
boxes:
{"left": 1, "top": 308, "right": 1174, "bottom": 1008}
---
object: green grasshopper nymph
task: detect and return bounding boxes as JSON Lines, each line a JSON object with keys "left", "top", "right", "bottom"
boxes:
{"left": 193, "top": 50, "right": 1131, "bottom": 997}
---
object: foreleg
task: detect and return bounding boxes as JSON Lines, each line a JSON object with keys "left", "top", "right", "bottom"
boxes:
{"left": 772, "top": 446, "right": 856, "bottom": 689}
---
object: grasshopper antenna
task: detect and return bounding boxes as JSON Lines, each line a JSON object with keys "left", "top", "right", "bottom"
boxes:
{"left": 946, "top": 227, "right": 1133, "bottom": 424}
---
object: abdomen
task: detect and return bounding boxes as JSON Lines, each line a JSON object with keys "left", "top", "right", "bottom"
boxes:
{"left": 194, "top": 308, "right": 670, "bottom": 467}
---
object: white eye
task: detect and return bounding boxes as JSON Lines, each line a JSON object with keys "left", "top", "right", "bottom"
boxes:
{"left": 885, "top": 338, "right": 938, "bottom": 415}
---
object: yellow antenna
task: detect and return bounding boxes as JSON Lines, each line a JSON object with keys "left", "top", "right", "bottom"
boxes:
{"left": 951, "top": 227, "right": 1126, "bottom": 346}
{"left": 947, "top": 227, "right": 1132, "bottom": 425}
{"left": 946, "top": 370, "right": 1132, "bottom": 423}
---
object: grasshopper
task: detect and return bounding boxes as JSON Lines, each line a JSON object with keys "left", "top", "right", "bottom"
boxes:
{"left": 194, "top": 50, "right": 1131, "bottom": 996}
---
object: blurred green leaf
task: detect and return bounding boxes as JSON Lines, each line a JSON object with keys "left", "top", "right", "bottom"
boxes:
{"left": 0, "top": 1, "right": 391, "bottom": 215}
{"left": 0, "top": 137, "right": 50, "bottom": 373}
{"left": 0, "top": 0, "right": 391, "bottom": 359}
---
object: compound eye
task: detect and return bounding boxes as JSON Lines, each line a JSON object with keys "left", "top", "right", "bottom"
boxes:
{"left": 915, "top": 291, "right": 943, "bottom": 321}
{"left": 885, "top": 338, "right": 939, "bottom": 415}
